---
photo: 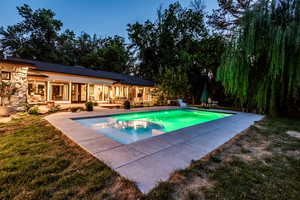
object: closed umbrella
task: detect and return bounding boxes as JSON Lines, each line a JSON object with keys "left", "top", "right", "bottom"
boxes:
{"left": 200, "top": 83, "right": 208, "bottom": 104}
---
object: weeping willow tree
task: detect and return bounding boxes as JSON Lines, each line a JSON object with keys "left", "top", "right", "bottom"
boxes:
{"left": 217, "top": 0, "right": 300, "bottom": 116}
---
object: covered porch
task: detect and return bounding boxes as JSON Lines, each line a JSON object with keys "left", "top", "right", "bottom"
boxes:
{"left": 27, "top": 72, "right": 153, "bottom": 105}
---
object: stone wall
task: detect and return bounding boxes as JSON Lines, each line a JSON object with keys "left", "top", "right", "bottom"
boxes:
{"left": 0, "top": 62, "right": 30, "bottom": 107}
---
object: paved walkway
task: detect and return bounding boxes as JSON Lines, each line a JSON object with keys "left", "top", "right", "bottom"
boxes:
{"left": 45, "top": 106, "right": 263, "bottom": 193}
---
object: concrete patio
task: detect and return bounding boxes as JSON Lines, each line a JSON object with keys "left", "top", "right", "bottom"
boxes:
{"left": 45, "top": 106, "right": 263, "bottom": 193}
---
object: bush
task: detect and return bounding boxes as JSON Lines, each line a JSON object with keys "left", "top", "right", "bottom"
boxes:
{"left": 93, "top": 102, "right": 98, "bottom": 106}
{"left": 23, "top": 103, "right": 33, "bottom": 112}
{"left": 123, "top": 100, "right": 130, "bottom": 109}
{"left": 85, "top": 102, "right": 94, "bottom": 111}
{"left": 70, "top": 106, "right": 84, "bottom": 113}
{"left": 48, "top": 104, "right": 61, "bottom": 113}
{"left": 28, "top": 106, "right": 39, "bottom": 115}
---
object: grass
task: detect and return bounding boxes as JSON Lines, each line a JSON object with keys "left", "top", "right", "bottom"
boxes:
{"left": 0, "top": 113, "right": 299, "bottom": 200}
{"left": 143, "top": 117, "right": 300, "bottom": 200}
{"left": 0, "top": 114, "right": 141, "bottom": 200}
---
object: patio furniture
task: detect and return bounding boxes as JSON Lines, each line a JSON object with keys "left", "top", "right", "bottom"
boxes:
{"left": 177, "top": 99, "right": 188, "bottom": 108}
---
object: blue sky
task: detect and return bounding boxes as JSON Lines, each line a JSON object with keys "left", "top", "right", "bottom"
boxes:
{"left": 0, "top": 0, "right": 218, "bottom": 40}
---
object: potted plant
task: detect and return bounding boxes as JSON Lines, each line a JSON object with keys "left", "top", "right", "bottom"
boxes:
{"left": 85, "top": 101, "right": 94, "bottom": 111}
{"left": 123, "top": 100, "right": 131, "bottom": 109}
{"left": 0, "top": 76, "right": 17, "bottom": 117}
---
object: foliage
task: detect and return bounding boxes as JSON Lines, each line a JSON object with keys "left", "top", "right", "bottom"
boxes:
{"left": 127, "top": 1, "right": 207, "bottom": 80}
{"left": 128, "top": 1, "right": 224, "bottom": 102}
{"left": 0, "top": 4, "right": 130, "bottom": 73}
{"left": 0, "top": 4, "right": 62, "bottom": 62}
{"left": 158, "top": 66, "right": 190, "bottom": 99}
{"left": 123, "top": 100, "right": 131, "bottom": 109}
{"left": 85, "top": 101, "right": 94, "bottom": 111}
{"left": 70, "top": 106, "right": 84, "bottom": 113}
{"left": 208, "top": 0, "right": 255, "bottom": 35}
{"left": 217, "top": 0, "right": 300, "bottom": 116}
{"left": 22, "top": 103, "right": 32, "bottom": 112}
{"left": 48, "top": 104, "right": 61, "bottom": 113}
{"left": 28, "top": 106, "right": 39, "bottom": 115}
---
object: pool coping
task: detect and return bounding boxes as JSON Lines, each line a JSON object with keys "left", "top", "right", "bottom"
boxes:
{"left": 45, "top": 106, "right": 263, "bottom": 193}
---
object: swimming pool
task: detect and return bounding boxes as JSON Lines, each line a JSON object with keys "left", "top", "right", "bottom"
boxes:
{"left": 74, "top": 109, "right": 232, "bottom": 144}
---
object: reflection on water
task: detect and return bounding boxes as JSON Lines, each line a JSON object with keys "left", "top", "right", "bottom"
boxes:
{"left": 75, "top": 109, "right": 231, "bottom": 144}
{"left": 91, "top": 118, "right": 164, "bottom": 135}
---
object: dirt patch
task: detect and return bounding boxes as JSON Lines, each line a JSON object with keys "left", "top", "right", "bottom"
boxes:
{"left": 287, "top": 131, "right": 300, "bottom": 139}
{"left": 0, "top": 116, "right": 12, "bottom": 123}
{"left": 109, "top": 177, "right": 141, "bottom": 200}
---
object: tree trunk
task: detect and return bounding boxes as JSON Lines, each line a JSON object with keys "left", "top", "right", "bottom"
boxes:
{"left": 269, "top": 80, "right": 279, "bottom": 117}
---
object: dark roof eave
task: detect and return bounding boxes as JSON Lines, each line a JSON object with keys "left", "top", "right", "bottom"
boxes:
{"left": 6, "top": 57, "right": 155, "bottom": 86}
{"left": 0, "top": 58, "right": 36, "bottom": 69}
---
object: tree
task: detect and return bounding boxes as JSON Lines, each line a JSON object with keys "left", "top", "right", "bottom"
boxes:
{"left": 77, "top": 35, "right": 130, "bottom": 73}
{"left": 217, "top": 0, "right": 300, "bottom": 116}
{"left": 0, "top": 4, "right": 131, "bottom": 74}
{"left": 127, "top": 1, "right": 207, "bottom": 81}
{"left": 158, "top": 66, "right": 190, "bottom": 99}
{"left": 208, "top": 0, "right": 255, "bottom": 35}
{"left": 0, "top": 4, "right": 62, "bottom": 61}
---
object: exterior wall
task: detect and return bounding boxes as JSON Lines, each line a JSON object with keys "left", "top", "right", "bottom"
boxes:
{"left": 0, "top": 62, "right": 30, "bottom": 107}
{"left": 28, "top": 70, "right": 156, "bottom": 105}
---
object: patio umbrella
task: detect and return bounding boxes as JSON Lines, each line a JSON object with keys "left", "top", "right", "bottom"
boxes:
{"left": 200, "top": 82, "right": 208, "bottom": 103}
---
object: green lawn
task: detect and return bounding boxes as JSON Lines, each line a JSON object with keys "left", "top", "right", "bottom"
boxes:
{"left": 0, "top": 114, "right": 141, "bottom": 200}
{"left": 0, "top": 113, "right": 299, "bottom": 200}
{"left": 144, "top": 117, "right": 300, "bottom": 200}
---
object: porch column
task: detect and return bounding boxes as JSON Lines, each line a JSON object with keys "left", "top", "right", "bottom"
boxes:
{"left": 135, "top": 87, "right": 137, "bottom": 98}
{"left": 87, "top": 84, "right": 90, "bottom": 101}
{"left": 143, "top": 87, "right": 146, "bottom": 102}
{"left": 68, "top": 82, "right": 72, "bottom": 103}
{"left": 102, "top": 85, "right": 104, "bottom": 101}
{"left": 47, "top": 81, "right": 50, "bottom": 101}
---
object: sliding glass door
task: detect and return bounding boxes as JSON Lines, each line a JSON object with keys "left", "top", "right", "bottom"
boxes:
{"left": 71, "top": 83, "right": 87, "bottom": 103}
{"left": 50, "top": 83, "right": 69, "bottom": 101}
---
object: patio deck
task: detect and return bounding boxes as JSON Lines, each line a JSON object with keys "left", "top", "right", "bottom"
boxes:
{"left": 45, "top": 106, "right": 263, "bottom": 193}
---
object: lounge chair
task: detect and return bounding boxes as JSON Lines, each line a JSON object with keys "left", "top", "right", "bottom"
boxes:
{"left": 177, "top": 99, "right": 188, "bottom": 108}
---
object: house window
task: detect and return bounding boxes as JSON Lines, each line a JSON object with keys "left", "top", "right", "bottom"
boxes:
{"left": 137, "top": 88, "right": 144, "bottom": 98}
{"left": 50, "top": 83, "right": 69, "bottom": 101}
{"left": 89, "top": 84, "right": 94, "bottom": 97}
{"left": 28, "top": 81, "right": 47, "bottom": 103}
{"left": 1, "top": 71, "right": 11, "bottom": 80}
{"left": 89, "top": 84, "right": 95, "bottom": 101}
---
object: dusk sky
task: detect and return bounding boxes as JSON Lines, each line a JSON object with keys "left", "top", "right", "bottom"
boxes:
{"left": 0, "top": 0, "right": 218, "bottom": 41}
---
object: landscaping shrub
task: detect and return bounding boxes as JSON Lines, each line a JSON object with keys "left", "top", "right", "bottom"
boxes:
{"left": 23, "top": 103, "right": 33, "bottom": 112}
{"left": 85, "top": 102, "right": 94, "bottom": 111}
{"left": 70, "top": 107, "right": 84, "bottom": 113}
{"left": 28, "top": 106, "right": 39, "bottom": 115}
{"left": 48, "top": 104, "right": 61, "bottom": 113}
{"left": 93, "top": 102, "right": 98, "bottom": 106}
{"left": 123, "top": 100, "right": 130, "bottom": 109}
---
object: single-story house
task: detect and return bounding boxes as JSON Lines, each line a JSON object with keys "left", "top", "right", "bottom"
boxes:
{"left": 0, "top": 57, "right": 155, "bottom": 107}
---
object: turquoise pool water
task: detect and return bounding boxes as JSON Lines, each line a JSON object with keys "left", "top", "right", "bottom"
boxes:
{"left": 74, "top": 109, "right": 232, "bottom": 144}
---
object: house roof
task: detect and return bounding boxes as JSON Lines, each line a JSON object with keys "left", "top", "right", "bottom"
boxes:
{"left": 5, "top": 57, "right": 155, "bottom": 87}
{"left": 0, "top": 58, "right": 36, "bottom": 69}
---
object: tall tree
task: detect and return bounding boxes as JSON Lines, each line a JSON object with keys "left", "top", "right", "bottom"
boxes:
{"left": 217, "top": 0, "right": 300, "bottom": 115}
{"left": 208, "top": 0, "right": 255, "bottom": 35}
{"left": 0, "top": 4, "right": 62, "bottom": 61}
{"left": 127, "top": 1, "right": 207, "bottom": 81}
{"left": 80, "top": 36, "right": 131, "bottom": 73}
{"left": 0, "top": 4, "right": 131, "bottom": 73}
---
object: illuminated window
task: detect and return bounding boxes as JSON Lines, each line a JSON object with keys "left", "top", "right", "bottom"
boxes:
{"left": 89, "top": 84, "right": 94, "bottom": 97}
{"left": 1, "top": 71, "right": 11, "bottom": 80}
{"left": 28, "top": 81, "right": 47, "bottom": 103}
{"left": 50, "top": 83, "right": 69, "bottom": 101}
